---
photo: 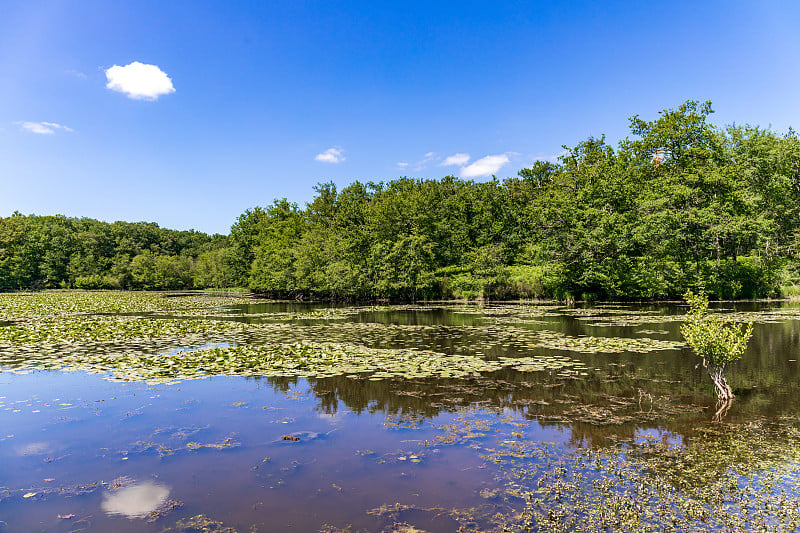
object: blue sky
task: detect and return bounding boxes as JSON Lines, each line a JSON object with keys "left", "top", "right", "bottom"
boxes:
{"left": 2, "top": 1, "right": 799, "bottom": 235}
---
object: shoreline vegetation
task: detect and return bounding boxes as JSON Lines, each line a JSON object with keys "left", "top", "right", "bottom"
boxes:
{"left": 3, "top": 101, "right": 800, "bottom": 302}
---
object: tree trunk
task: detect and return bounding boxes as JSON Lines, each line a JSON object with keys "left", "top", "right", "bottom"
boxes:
{"left": 712, "top": 398, "right": 734, "bottom": 422}
{"left": 702, "top": 358, "right": 735, "bottom": 401}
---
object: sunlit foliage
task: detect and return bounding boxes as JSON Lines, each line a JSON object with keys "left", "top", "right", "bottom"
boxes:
{"left": 681, "top": 290, "right": 753, "bottom": 399}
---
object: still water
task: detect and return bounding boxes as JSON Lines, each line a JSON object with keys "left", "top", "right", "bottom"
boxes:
{"left": 2, "top": 300, "right": 800, "bottom": 532}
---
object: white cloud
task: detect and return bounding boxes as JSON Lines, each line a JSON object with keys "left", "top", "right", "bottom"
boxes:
{"left": 105, "top": 62, "right": 175, "bottom": 100}
{"left": 315, "top": 147, "right": 345, "bottom": 163}
{"left": 440, "top": 153, "right": 470, "bottom": 166}
{"left": 412, "top": 152, "right": 437, "bottom": 171}
{"left": 396, "top": 162, "right": 409, "bottom": 168}
{"left": 17, "top": 121, "right": 74, "bottom": 135}
{"left": 529, "top": 150, "right": 568, "bottom": 163}
{"left": 461, "top": 154, "right": 511, "bottom": 178}
{"left": 101, "top": 482, "right": 170, "bottom": 518}
{"left": 65, "top": 69, "right": 87, "bottom": 79}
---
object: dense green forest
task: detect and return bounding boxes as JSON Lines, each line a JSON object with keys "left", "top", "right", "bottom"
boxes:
{"left": 3, "top": 101, "right": 800, "bottom": 299}
{"left": 0, "top": 215, "right": 231, "bottom": 290}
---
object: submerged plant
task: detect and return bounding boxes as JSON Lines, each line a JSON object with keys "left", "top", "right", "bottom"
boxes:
{"left": 680, "top": 290, "right": 753, "bottom": 401}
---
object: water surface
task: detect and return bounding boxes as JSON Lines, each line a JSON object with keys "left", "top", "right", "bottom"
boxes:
{"left": 2, "top": 298, "right": 800, "bottom": 531}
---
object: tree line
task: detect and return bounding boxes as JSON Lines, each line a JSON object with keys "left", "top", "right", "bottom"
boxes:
{"left": 3, "top": 101, "right": 800, "bottom": 299}
{"left": 0, "top": 215, "right": 232, "bottom": 290}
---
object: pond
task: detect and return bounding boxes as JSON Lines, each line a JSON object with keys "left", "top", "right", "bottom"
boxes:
{"left": 1, "top": 292, "right": 800, "bottom": 532}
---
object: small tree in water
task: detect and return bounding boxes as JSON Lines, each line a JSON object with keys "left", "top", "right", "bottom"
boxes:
{"left": 680, "top": 290, "right": 753, "bottom": 401}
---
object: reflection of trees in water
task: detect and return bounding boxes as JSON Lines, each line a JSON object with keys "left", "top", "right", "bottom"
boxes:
{"left": 114, "top": 302, "right": 800, "bottom": 436}
{"left": 626, "top": 418, "right": 800, "bottom": 500}
{"left": 247, "top": 372, "right": 700, "bottom": 448}
{"left": 250, "top": 373, "right": 800, "bottom": 532}
{"left": 498, "top": 421, "right": 800, "bottom": 532}
{"left": 240, "top": 323, "right": 800, "bottom": 449}
{"left": 243, "top": 304, "right": 800, "bottom": 531}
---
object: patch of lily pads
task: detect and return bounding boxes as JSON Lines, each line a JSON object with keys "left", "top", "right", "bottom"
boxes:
{"left": 0, "top": 341, "right": 588, "bottom": 382}
{"left": 0, "top": 315, "right": 251, "bottom": 344}
{"left": 241, "top": 322, "right": 685, "bottom": 356}
{"left": 0, "top": 292, "right": 693, "bottom": 386}
{"left": 529, "top": 330, "right": 684, "bottom": 353}
{"left": 4, "top": 292, "right": 800, "bottom": 387}
{"left": 581, "top": 307, "right": 800, "bottom": 327}
{"left": 0, "top": 291, "right": 264, "bottom": 319}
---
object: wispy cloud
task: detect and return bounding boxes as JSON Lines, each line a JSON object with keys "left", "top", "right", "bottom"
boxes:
{"left": 530, "top": 150, "right": 568, "bottom": 163}
{"left": 17, "top": 121, "right": 74, "bottom": 135}
{"left": 65, "top": 69, "right": 87, "bottom": 79}
{"left": 440, "top": 153, "right": 470, "bottom": 166}
{"left": 396, "top": 162, "right": 409, "bottom": 168}
{"left": 412, "top": 152, "right": 437, "bottom": 171}
{"left": 315, "top": 147, "right": 345, "bottom": 164}
{"left": 105, "top": 61, "right": 175, "bottom": 100}
{"left": 461, "top": 154, "right": 510, "bottom": 178}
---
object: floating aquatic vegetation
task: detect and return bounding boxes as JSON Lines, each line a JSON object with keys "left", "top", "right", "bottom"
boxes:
{"left": 529, "top": 330, "right": 684, "bottom": 353}
{"left": 0, "top": 293, "right": 610, "bottom": 382}
{"left": 717, "top": 308, "right": 800, "bottom": 324}
{"left": 582, "top": 306, "right": 800, "bottom": 327}
{"left": 353, "top": 407, "right": 800, "bottom": 533}
{"left": 162, "top": 301, "right": 562, "bottom": 326}
{"left": 490, "top": 423, "right": 800, "bottom": 532}
{"left": 0, "top": 327, "right": 589, "bottom": 382}
{"left": 5, "top": 292, "right": 800, "bottom": 533}
{"left": 0, "top": 315, "right": 252, "bottom": 344}
{"left": 163, "top": 304, "right": 384, "bottom": 322}
{"left": 583, "top": 315, "right": 685, "bottom": 327}
{"left": 0, "top": 294, "right": 722, "bottom": 377}
{"left": 162, "top": 514, "right": 238, "bottom": 533}
{"left": 629, "top": 419, "right": 800, "bottom": 488}
{"left": 124, "top": 427, "right": 240, "bottom": 457}
{"left": 110, "top": 343, "right": 587, "bottom": 382}
{"left": 185, "top": 438, "right": 239, "bottom": 451}
{"left": 498, "top": 355, "right": 588, "bottom": 376}
{"left": 0, "top": 291, "right": 268, "bottom": 319}
{"left": 562, "top": 307, "right": 663, "bottom": 318}
{"left": 456, "top": 304, "right": 562, "bottom": 325}
{"left": 538, "top": 396, "right": 705, "bottom": 426}
{"left": 2, "top": 476, "right": 128, "bottom": 504}
{"left": 238, "top": 322, "right": 682, "bottom": 357}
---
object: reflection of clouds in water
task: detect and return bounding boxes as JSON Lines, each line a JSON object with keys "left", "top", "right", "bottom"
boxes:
{"left": 17, "top": 442, "right": 51, "bottom": 455}
{"left": 102, "top": 481, "right": 170, "bottom": 518}
{"left": 317, "top": 411, "right": 344, "bottom": 423}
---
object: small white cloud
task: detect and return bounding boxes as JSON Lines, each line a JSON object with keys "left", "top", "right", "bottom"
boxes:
{"left": 529, "top": 150, "right": 568, "bottom": 163}
{"left": 440, "top": 153, "right": 470, "bottom": 166}
{"left": 17, "top": 121, "right": 74, "bottom": 135}
{"left": 396, "top": 162, "right": 409, "bottom": 168}
{"left": 105, "top": 61, "right": 175, "bottom": 100}
{"left": 17, "top": 441, "right": 52, "bottom": 455}
{"left": 461, "top": 154, "right": 510, "bottom": 178}
{"left": 413, "top": 152, "right": 437, "bottom": 171}
{"left": 315, "top": 147, "right": 345, "bottom": 164}
{"left": 101, "top": 482, "right": 170, "bottom": 518}
{"left": 65, "top": 69, "right": 87, "bottom": 79}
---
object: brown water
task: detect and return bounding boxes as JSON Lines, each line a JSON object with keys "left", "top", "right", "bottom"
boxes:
{"left": 2, "top": 301, "right": 800, "bottom": 532}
